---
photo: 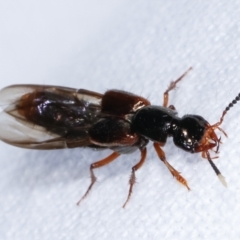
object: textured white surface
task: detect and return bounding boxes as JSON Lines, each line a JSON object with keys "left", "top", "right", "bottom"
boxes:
{"left": 1, "top": 1, "right": 240, "bottom": 240}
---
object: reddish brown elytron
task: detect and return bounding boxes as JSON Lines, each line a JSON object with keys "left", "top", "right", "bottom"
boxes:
{"left": 0, "top": 68, "right": 239, "bottom": 207}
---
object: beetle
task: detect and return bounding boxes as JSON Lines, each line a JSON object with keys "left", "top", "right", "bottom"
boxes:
{"left": 0, "top": 67, "right": 238, "bottom": 207}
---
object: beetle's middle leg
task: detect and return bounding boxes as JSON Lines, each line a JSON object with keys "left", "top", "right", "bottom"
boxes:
{"left": 122, "top": 147, "right": 147, "bottom": 208}
{"left": 77, "top": 151, "right": 120, "bottom": 205}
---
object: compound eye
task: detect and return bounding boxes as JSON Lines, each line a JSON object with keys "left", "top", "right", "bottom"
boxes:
{"left": 173, "top": 115, "right": 208, "bottom": 152}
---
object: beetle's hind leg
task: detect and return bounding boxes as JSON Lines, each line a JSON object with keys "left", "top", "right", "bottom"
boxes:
{"left": 163, "top": 67, "right": 192, "bottom": 107}
{"left": 122, "top": 147, "right": 147, "bottom": 208}
{"left": 77, "top": 151, "right": 120, "bottom": 205}
{"left": 153, "top": 143, "right": 190, "bottom": 190}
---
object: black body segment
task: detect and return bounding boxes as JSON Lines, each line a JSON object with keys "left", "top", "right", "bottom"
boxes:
{"left": 89, "top": 117, "right": 139, "bottom": 146}
{"left": 132, "top": 105, "right": 178, "bottom": 143}
{"left": 172, "top": 115, "right": 208, "bottom": 153}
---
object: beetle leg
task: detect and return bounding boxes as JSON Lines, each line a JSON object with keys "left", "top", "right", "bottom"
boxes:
{"left": 163, "top": 67, "right": 192, "bottom": 107}
{"left": 122, "top": 147, "right": 147, "bottom": 208}
{"left": 153, "top": 142, "right": 190, "bottom": 190}
{"left": 77, "top": 151, "right": 120, "bottom": 205}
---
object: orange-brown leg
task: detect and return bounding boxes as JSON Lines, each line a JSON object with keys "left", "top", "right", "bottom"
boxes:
{"left": 77, "top": 152, "right": 120, "bottom": 205}
{"left": 153, "top": 142, "right": 190, "bottom": 190}
{"left": 163, "top": 67, "right": 192, "bottom": 107}
{"left": 122, "top": 147, "right": 147, "bottom": 208}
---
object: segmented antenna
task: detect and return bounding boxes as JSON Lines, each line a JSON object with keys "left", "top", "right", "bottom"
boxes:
{"left": 208, "top": 93, "right": 240, "bottom": 188}
{"left": 206, "top": 151, "right": 227, "bottom": 187}
{"left": 218, "top": 92, "right": 240, "bottom": 125}
{"left": 224, "top": 92, "right": 240, "bottom": 112}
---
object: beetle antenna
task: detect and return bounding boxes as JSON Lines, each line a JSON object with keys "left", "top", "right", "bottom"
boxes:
{"left": 211, "top": 92, "right": 240, "bottom": 135}
{"left": 206, "top": 151, "right": 227, "bottom": 187}
{"left": 218, "top": 92, "right": 240, "bottom": 125}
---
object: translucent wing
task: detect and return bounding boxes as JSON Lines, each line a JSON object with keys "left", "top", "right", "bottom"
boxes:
{"left": 0, "top": 84, "right": 103, "bottom": 149}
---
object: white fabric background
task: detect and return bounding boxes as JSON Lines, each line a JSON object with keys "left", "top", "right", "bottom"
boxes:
{"left": 1, "top": 1, "right": 240, "bottom": 239}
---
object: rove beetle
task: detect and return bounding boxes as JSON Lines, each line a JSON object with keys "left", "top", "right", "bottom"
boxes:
{"left": 0, "top": 67, "right": 239, "bottom": 207}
